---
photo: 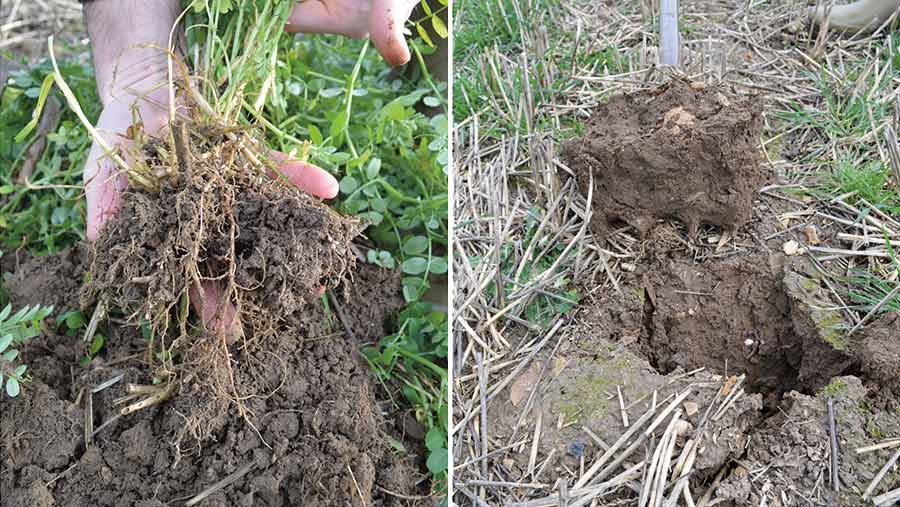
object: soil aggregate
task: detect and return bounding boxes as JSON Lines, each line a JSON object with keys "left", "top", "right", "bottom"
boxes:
{"left": 563, "top": 78, "right": 765, "bottom": 238}
{"left": 81, "top": 173, "right": 362, "bottom": 334}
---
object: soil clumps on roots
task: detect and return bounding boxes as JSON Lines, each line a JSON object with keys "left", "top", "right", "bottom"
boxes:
{"left": 76, "top": 110, "right": 363, "bottom": 441}
{"left": 81, "top": 119, "right": 362, "bottom": 338}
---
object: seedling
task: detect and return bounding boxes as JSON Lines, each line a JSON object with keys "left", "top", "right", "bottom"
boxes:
{"left": 0, "top": 303, "right": 52, "bottom": 397}
{"left": 362, "top": 302, "right": 449, "bottom": 495}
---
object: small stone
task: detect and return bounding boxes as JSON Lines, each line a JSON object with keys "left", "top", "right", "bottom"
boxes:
{"left": 683, "top": 401, "right": 699, "bottom": 417}
{"left": 783, "top": 240, "right": 801, "bottom": 256}
{"left": 715, "top": 92, "right": 731, "bottom": 107}
{"left": 804, "top": 225, "right": 820, "bottom": 245}
{"left": 674, "top": 420, "right": 694, "bottom": 436}
{"left": 567, "top": 440, "right": 586, "bottom": 458}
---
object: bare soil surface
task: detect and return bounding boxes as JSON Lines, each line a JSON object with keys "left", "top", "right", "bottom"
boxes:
{"left": 1, "top": 251, "right": 428, "bottom": 507}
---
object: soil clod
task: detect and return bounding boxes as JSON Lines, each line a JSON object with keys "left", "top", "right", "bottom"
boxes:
{"left": 564, "top": 78, "right": 765, "bottom": 238}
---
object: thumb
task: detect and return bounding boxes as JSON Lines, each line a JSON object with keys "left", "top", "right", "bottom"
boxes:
{"left": 368, "top": 0, "right": 418, "bottom": 66}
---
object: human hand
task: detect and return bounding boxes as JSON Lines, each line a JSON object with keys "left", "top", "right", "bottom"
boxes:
{"left": 83, "top": 0, "right": 338, "bottom": 337}
{"left": 286, "top": 0, "right": 420, "bottom": 66}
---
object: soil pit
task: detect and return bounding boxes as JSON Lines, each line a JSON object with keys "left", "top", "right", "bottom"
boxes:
{"left": 1, "top": 251, "right": 429, "bottom": 506}
{"left": 563, "top": 78, "right": 765, "bottom": 238}
{"left": 487, "top": 251, "right": 899, "bottom": 504}
{"left": 639, "top": 254, "right": 860, "bottom": 405}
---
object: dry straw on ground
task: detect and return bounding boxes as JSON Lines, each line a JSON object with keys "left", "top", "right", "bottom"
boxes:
{"left": 453, "top": 0, "right": 900, "bottom": 505}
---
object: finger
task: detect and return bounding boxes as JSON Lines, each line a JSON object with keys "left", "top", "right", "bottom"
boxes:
{"left": 269, "top": 151, "right": 339, "bottom": 199}
{"left": 189, "top": 281, "right": 243, "bottom": 342}
{"left": 286, "top": 0, "right": 369, "bottom": 38}
{"left": 369, "top": 0, "right": 417, "bottom": 66}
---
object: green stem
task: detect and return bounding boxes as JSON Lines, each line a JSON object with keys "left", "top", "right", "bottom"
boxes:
{"left": 410, "top": 40, "right": 442, "bottom": 102}
{"left": 342, "top": 40, "right": 369, "bottom": 159}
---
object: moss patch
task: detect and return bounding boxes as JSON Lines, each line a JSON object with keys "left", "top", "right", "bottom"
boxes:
{"left": 821, "top": 377, "right": 848, "bottom": 398}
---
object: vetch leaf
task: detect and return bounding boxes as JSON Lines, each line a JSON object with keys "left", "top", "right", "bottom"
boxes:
{"left": 5, "top": 377, "right": 20, "bottom": 397}
{"left": 426, "top": 447, "right": 448, "bottom": 475}
{"left": 430, "top": 257, "right": 448, "bottom": 274}
{"left": 403, "top": 236, "right": 429, "bottom": 255}
{"left": 319, "top": 87, "right": 344, "bottom": 98}
{"left": 0, "top": 334, "right": 12, "bottom": 353}
{"left": 431, "top": 15, "right": 448, "bottom": 38}
{"left": 329, "top": 110, "right": 348, "bottom": 145}
{"left": 339, "top": 176, "right": 360, "bottom": 194}
{"left": 401, "top": 257, "right": 428, "bottom": 275}
{"left": 366, "top": 158, "right": 382, "bottom": 179}
{"left": 89, "top": 334, "right": 105, "bottom": 355}
{"left": 416, "top": 23, "right": 434, "bottom": 48}
{"left": 425, "top": 426, "right": 445, "bottom": 451}
{"left": 308, "top": 124, "right": 323, "bottom": 145}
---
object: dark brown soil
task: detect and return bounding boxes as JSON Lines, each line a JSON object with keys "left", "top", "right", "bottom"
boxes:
{"left": 857, "top": 312, "right": 900, "bottom": 404}
{"left": 5, "top": 245, "right": 85, "bottom": 313}
{"left": 563, "top": 78, "right": 765, "bottom": 238}
{"left": 74, "top": 118, "right": 372, "bottom": 460}
{"left": 488, "top": 259, "right": 899, "bottom": 504}
{"left": 81, "top": 174, "right": 362, "bottom": 335}
{"left": 638, "top": 254, "right": 861, "bottom": 406}
{"left": 639, "top": 254, "right": 802, "bottom": 402}
{"left": 1, "top": 254, "right": 428, "bottom": 507}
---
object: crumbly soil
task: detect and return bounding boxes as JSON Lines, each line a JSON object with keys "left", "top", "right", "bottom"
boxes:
{"left": 75, "top": 114, "right": 368, "bottom": 446}
{"left": 81, "top": 166, "right": 362, "bottom": 335}
{"left": 487, "top": 81, "right": 898, "bottom": 504}
{"left": 1, "top": 251, "right": 428, "bottom": 507}
{"left": 563, "top": 78, "right": 764, "bottom": 238}
{"left": 4, "top": 245, "right": 86, "bottom": 313}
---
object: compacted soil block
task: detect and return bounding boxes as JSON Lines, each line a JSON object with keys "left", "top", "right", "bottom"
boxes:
{"left": 564, "top": 78, "right": 764, "bottom": 237}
